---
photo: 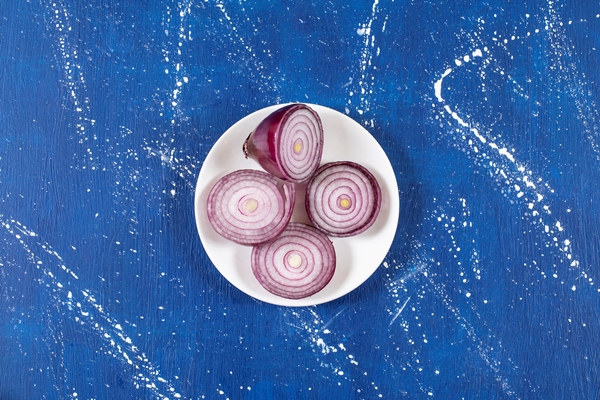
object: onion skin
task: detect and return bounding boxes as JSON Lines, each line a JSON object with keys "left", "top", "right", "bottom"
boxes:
{"left": 306, "top": 161, "right": 382, "bottom": 237}
{"left": 243, "top": 104, "right": 324, "bottom": 184}
{"left": 207, "top": 169, "right": 295, "bottom": 246}
{"left": 251, "top": 223, "right": 336, "bottom": 299}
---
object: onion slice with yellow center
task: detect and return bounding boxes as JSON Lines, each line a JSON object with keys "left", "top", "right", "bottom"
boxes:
{"left": 251, "top": 223, "right": 336, "bottom": 299}
{"left": 243, "top": 103, "right": 324, "bottom": 184}
{"left": 206, "top": 169, "right": 295, "bottom": 245}
{"left": 306, "top": 161, "right": 382, "bottom": 237}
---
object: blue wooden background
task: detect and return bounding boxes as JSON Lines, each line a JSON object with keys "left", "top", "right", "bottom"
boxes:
{"left": 1, "top": 0, "right": 600, "bottom": 399}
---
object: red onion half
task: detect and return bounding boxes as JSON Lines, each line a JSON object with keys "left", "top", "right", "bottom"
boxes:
{"left": 207, "top": 169, "right": 295, "bottom": 246}
{"left": 243, "top": 104, "right": 324, "bottom": 184}
{"left": 306, "top": 161, "right": 382, "bottom": 237}
{"left": 251, "top": 223, "right": 336, "bottom": 299}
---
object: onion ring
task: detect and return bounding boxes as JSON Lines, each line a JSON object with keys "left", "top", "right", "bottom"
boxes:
{"left": 207, "top": 169, "right": 295, "bottom": 245}
{"left": 243, "top": 103, "right": 323, "bottom": 184}
{"left": 306, "top": 161, "right": 382, "bottom": 237}
{"left": 251, "top": 223, "right": 336, "bottom": 299}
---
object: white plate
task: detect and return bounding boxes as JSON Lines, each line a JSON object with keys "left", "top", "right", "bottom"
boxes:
{"left": 194, "top": 104, "right": 399, "bottom": 306}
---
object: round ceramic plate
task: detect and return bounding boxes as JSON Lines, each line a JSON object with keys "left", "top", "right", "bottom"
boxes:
{"left": 194, "top": 104, "right": 399, "bottom": 306}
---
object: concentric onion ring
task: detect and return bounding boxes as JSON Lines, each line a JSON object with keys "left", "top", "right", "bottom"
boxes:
{"left": 306, "top": 161, "right": 382, "bottom": 237}
{"left": 207, "top": 169, "right": 295, "bottom": 245}
{"left": 251, "top": 223, "right": 336, "bottom": 299}
{"left": 243, "top": 104, "right": 323, "bottom": 184}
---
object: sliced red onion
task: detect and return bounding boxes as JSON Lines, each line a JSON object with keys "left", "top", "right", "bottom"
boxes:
{"left": 243, "top": 103, "right": 324, "bottom": 184}
{"left": 207, "top": 169, "right": 295, "bottom": 246}
{"left": 306, "top": 161, "right": 382, "bottom": 237}
{"left": 251, "top": 222, "right": 336, "bottom": 299}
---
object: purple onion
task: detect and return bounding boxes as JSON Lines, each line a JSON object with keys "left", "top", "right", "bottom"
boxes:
{"left": 251, "top": 223, "right": 336, "bottom": 299}
{"left": 243, "top": 103, "right": 324, "bottom": 184}
{"left": 206, "top": 169, "right": 295, "bottom": 246}
{"left": 306, "top": 161, "right": 382, "bottom": 237}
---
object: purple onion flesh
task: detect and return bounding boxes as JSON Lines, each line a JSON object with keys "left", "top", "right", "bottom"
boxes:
{"left": 251, "top": 223, "right": 336, "bottom": 299}
{"left": 306, "top": 161, "right": 382, "bottom": 237}
{"left": 243, "top": 104, "right": 324, "bottom": 184}
{"left": 207, "top": 169, "right": 295, "bottom": 246}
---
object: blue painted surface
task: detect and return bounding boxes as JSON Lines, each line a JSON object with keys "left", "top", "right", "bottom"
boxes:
{"left": 1, "top": 0, "right": 600, "bottom": 399}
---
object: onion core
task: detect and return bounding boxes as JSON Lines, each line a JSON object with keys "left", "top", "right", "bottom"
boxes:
{"left": 207, "top": 169, "right": 295, "bottom": 245}
{"left": 243, "top": 104, "right": 324, "bottom": 184}
{"left": 306, "top": 161, "right": 382, "bottom": 237}
{"left": 251, "top": 223, "right": 336, "bottom": 299}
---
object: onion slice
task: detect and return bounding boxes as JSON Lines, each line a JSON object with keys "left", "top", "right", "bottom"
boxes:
{"left": 306, "top": 161, "right": 382, "bottom": 237}
{"left": 243, "top": 103, "right": 324, "bottom": 184}
{"left": 206, "top": 169, "right": 295, "bottom": 246}
{"left": 251, "top": 223, "right": 336, "bottom": 299}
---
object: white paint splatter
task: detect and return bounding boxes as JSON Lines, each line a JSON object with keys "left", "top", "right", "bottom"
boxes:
{"left": 389, "top": 296, "right": 410, "bottom": 327}
{"left": 44, "top": 1, "right": 97, "bottom": 170}
{"left": 385, "top": 217, "right": 519, "bottom": 397}
{"left": 213, "top": 0, "right": 282, "bottom": 101}
{"left": 161, "top": 1, "right": 194, "bottom": 124}
{"left": 432, "top": 44, "right": 586, "bottom": 285}
{"left": 349, "top": 0, "right": 382, "bottom": 117}
{"left": 284, "top": 307, "right": 379, "bottom": 395}
{"left": 0, "top": 216, "right": 182, "bottom": 399}
{"left": 540, "top": 2, "right": 600, "bottom": 161}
